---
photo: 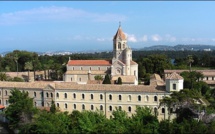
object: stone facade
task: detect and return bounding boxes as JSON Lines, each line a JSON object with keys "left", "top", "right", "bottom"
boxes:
{"left": 64, "top": 25, "right": 138, "bottom": 85}
{"left": 0, "top": 73, "right": 178, "bottom": 121}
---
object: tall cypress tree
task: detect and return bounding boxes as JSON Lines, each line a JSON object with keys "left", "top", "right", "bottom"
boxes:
{"left": 102, "top": 74, "right": 111, "bottom": 84}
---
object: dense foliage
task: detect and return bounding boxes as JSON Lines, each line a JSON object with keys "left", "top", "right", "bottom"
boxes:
{"left": 1, "top": 50, "right": 215, "bottom": 82}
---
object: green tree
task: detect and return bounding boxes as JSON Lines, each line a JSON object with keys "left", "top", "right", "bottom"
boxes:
{"left": 102, "top": 74, "right": 111, "bottom": 84}
{"left": 5, "top": 88, "right": 37, "bottom": 129}
{"left": 12, "top": 77, "right": 25, "bottom": 82}
{"left": 20, "top": 111, "right": 71, "bottom": 134}
{"left": 130, "top": 106, "right": 159, "bottom": 134}
{"left": 24, "top": 61, "right": 33, "bottom": 82}
{"left": 181, "top": 71, "right": 203, "bottom": 89}
{"left": 94, "top": 75, "right": 103, "bottom": 81}
{"left": 0, "top": 72, "right": 7, "bottom": 81}
{"left": 50, "top": 100, "right": 56, "bottom": 114}
{"left": 117, "top": 77, "right": 122, "bottom": 84}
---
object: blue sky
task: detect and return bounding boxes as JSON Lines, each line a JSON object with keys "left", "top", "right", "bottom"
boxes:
{"left": 1, "top": 1, "right": 215, "bottom": 52}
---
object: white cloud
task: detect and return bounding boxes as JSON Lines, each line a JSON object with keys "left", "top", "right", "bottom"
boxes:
{"left": 96, "top": 38, "right": 105, "bottom": 42}
{"left": 0, "top": 6, "right": 127, "bottom": 25}
{"left": 140, "top": 35, "right": 148, "bottom": 42}
{"left": 124, "top": 33, "right": 137, "bottom": 43}
{"left": 151, "top": 34, "right": 162, "bottom": 42}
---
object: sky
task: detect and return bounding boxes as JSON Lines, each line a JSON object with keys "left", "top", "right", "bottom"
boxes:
{"left": 1, "top": 1, "right": 215, "bottom": 53}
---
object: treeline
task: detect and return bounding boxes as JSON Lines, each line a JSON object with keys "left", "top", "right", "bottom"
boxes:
{"left": 1, "top": 50, "right": 215, "bottom": 81}
{"left": 5, "top": 89, "right": 215, "bottom": 134}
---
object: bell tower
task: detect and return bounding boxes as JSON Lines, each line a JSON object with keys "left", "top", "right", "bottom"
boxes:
{"left": 113, "top": 22, "right": 127, "bottom": 61}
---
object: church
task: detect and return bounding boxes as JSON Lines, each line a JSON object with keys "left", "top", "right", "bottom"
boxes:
{"left": 64, "top": 25, "right": 138, "bottom": 85}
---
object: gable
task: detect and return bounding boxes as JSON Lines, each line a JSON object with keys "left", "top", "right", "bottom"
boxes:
{"left": 44, "top": 84, "right": 55, "bottom": 91}
{"left": 112, "top": 60, "right": 125, "bottom": 67}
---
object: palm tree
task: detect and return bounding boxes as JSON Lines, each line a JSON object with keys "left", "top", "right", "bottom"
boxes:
{"left": 187, "top": 55, "right": 194, "bottom": 71}
{"left": 24, "top": 61, "right": 33, "bottom": 82}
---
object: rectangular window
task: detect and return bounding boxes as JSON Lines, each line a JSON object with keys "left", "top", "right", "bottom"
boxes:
{"left": 173, "top": 84, "right": 176, "bottom": 90}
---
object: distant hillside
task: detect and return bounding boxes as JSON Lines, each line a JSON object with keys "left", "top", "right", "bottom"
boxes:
{"left": 142, "top": 44, "right": 215, "bottom": 51}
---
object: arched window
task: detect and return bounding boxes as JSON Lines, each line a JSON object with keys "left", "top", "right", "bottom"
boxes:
{"left": 34, "top": 92, "right": 36, "bottom": 97}
{"left": 109, "top": 94, "right": 112, "bottom": 100}
{"left": 91, "top": 94, "right": 93, "bottom": 100}
{"left": 79, "top": 78, "right": 81, "bottom": 81}
{"left": 100, "top": 105, "right": 103, "bottom": 111}
{"left": 65, "top": 103, "right": 68, "bottom": 109}
{"left": 162, "top": 108, "right": 165, "bottom": 113}
{"left": 100, "top": 94, "right": 103, "bottom": 100}
{"left": 109, "top": 106, "right": 112, "bottom": 111}
{"left": 98, "top": 67, "right": 100, "bottom": 70}
{"left": 51, "top": 93, "right": 53, "bottom": 98}
{"left": 128, "top": 95, "right": 131, "bottom": 101}
{"left": 119, "top": 106, "right": 122, "bottom": 111}
{"left": 46, "top": 93, "right": 49, "bottom": 98}
{"left": 57, "top": 103, "right": 59, "bottom": 107}
{"left": 56, "top": 93, "right": 59, "bottom": 98}
{"left": 154, "top": 96, "right": 158, "bottom": 102}
{"left": 138, "top": 95, "right": 141, "bottom": 101}
{"left": 71, "top": 78, "right": 73, "bottom": 81}
{"left": 73, "top": 93, "right": 76, "bottom": 99}
{"left": 82, "top": 94, "right": 85, "bottom": 99}
{"left": 119, "top": 95, "right": 122, "bottom": 101}
{"left": 64, "top": 93, "right": 67, "bottom": 99}
{"left": 145, "top": 95, "right": 149, "bottom": 102}
{"left": 74, "top": 104, "right": 76, "bottom": 110}
{"left": 128, "top": 106, "right": 132, "bottom": 112}
{"left": 90, "top": 67, "right": 91, "bottom": 70}
{"left": 82, "top": 104, "right": 85, "bottom": 110}
{"left": 118, "top": 42, "right": 121, "bottom": 49}
{"left": 5, "top": 90, "right": 7, "bottom": 96}
{"left": 91, "top": 105, "right": 94, "bottom": 110}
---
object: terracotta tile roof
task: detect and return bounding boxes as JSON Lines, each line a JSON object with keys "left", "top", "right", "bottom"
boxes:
{"left": 0, "top": 81, "right": 167, "bottom": 93}
{"left": 65, "top": 70, "right": 108, "bottom": 75}
{"left": 111, "top": 75, "right": 136, "bottom": 83}
{"left": 68, "top": 60, "right": 112, "bottom": 66}
{"left": 113, "top": 26, "right": 126, "bottom": 40}
{"left": 165, "top": 69, "right": 215, "bottom": 77}
{"left": 150, "top": 74, "right": 165, "bottom": 86}
{"left": 166, "top": 72, "right": 183, "bottom": 80}
{"left": 130, "top": 60, "right": 138, "bottom": 65}
{"left": 0, "top": 105, "right": 5, "bottom": 109}
{"left": 87, "top": 80, "right": 103, "bottom": 84}
{"left": 204, "top": 80, "right": 215, "bottom": 85}
{"left": 55, "top": 83, "right": 166, "bottom": 93}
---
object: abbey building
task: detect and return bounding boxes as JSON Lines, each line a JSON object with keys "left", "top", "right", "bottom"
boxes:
{"left": 64, "top": 25, "right": 138, "bottom": 85}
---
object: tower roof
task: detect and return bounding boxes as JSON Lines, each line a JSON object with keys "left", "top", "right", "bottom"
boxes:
{"left": 113, "top": 25, "right": 126, "bottom": 40}
{"left": 68, "top": 60, "right": 112, "bottom": 66}
{"left": 166, "top": 72, "right": 184, "bottom": 80}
